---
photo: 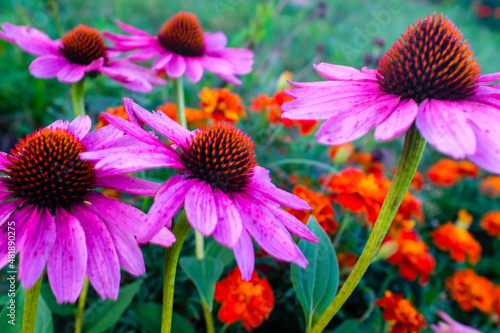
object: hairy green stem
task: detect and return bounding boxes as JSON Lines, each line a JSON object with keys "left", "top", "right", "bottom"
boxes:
{"left": 172, "top": 77, "right": 187, "bottom": 128}
{"left": 72, "top": 79, "right": 86, "bottom": 117}
{"left": 22, "top": 274, "right": 43, "bottom": 333}
{"left": 74, "top": 276, "right": 89, "bottom": 333}
{"left": 312, "top": 124, "right": 426, "bottom": 333}
{"left": 161, "top": 211, "right": 192, "bottom": 333}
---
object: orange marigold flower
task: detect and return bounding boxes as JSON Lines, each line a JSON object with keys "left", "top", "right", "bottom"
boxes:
{"left": 481, "top": 211, "right": 500, "bottom": 237}
{"left": 431, "top": 222, "right": 481, "bottom": 265}
{"left": 480, "top": 176, "right": 500, "bottom": 198}
{"left": 286, "top": 185, "right": 338, "bottom": 234}
{"left": 199, "top": 87, "right": 246, "bottom": 123}
{"left": 445, "top": 269, "right": 495, "bottom": 313}
{"left": 427, "top": 159, "right": 480, "bottom": 187}
{"left": 375, "top": 290, "right": 427, "bottom": 333}
{"left": 389, "top": 218, "right": 415, "bottom": 238}
{"left": 411, "top": 171, "right": 424, "bottom": 191}
{"left": 214, "top": 268, "right": 274, "bottom": 331}
{"left": 386, "top": 231, "right": 436, "bottom": 285}
{"left": 249, "top": 94, "right": 274, "bottom": 111}
{"left": 96, "top": 105, "right": 128, "bottom": 129}
{"left": 156, "top": 102, "right": 208, "bottom": 128}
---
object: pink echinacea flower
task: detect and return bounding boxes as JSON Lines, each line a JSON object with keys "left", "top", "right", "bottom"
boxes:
{"left": 431, "top": 310, "right": 480, "bottom": 333}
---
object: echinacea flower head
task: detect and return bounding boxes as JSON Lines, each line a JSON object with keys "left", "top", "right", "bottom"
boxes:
{"left": 426, "top": 159, "right": 480, "bottom": 187}
{"left": 281, "top": 13, "right": 500, "bottom": 174}
{"left": 198, "top": 87, "right": 246, "bottom": 123}
{"left": 0, "top": 116, "right": 174, "bottom": 303}
{"left": 431, "top": 310, "right": 481, "bottom": 333}
{"left": 445, "top": 269, "right": 495, "bottom": 313}
{"left": 480, "top": 211, "right": 500, "bottom": 237}
{"left": 0, "top": 23, "right": 165, "bottom": 92}
{"left": 85, "top": 98, "right": 318, "bottom": 279}
{"left": 375, "top": 290, "right": 427, "bottom": 333}
{"left": 431, "top": 222, "right": 481, "bottom": 265}
{"left": 214, "top": 267, "right": 274, "bottom": 331}
{"left": 103, "top": 12, "right": 253, "bottom": 84}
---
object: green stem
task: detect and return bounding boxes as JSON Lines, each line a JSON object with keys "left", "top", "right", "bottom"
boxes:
{"left": 201, "top": 299, "right": 215, "bottom": 333}
{"left": 267, "top": 158, "right": 337, "bottom": 173}
{"left": 74, "top": 276, "right": 89, "bottom": 333}
{"left": 72, "top": 79, "right": 86, "bottom": 117}
{"left": 22, "top": 274, "right": 43, "bottom": 333}
{"left": 311, "top": 124, "right": 426, "bottom": 333}
{"left": 332, "top": 212, "right": 351, "bottom": 248}
{"left": 173, "top": 77, "right": 187, "bottom": 128}
{"left": 161, "top": 211, "right": 192, "bottom": 333}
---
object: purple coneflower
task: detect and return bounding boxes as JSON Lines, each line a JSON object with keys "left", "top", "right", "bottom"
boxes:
{"left": 0, "top": 116, "right": 174, "bottom": 303}
{"left": 0, "top": 23, "right": 165, "bottom": 92}
{"left": 103, "top": 12, "right": 253, "bottom": 85}
{"left": 82, "top": 98, "right": 318, "bottom": 280}
{"left": 281, "top": 13, "right": 500, "bottom": 174}
{"left": 431, "top": 310, "right": 480, "bottom": 333}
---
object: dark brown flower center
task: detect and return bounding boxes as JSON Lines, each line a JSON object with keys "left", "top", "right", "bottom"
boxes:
{"left": 377, "top": 13, "right": 481, "bottom": 103}
{"left": 60, "top": 25, "right": 107, "bottom": 65}
{"left": 179, "top": 123, "right": 255, "bottom": 193}
{"left": 157, "top": 12, "right": 206, "bottom": 57}
{"left": 3, "top": 128, "right": 97, "bottom": 212}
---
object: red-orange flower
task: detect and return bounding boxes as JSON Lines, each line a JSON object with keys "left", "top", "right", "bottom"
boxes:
{"left": 445, "top": 269, "right": 495, "bottom": 313}
{"left": 375, "top": 290, "right": 427, "bottom": 333}
{"left": 426, "top": 159, "right": 480, "bottom": 187}
{"left": 480, "top": 176, "right": 500, "bottom": 198}
{"left": 96, "top": 105, "right": 128, "bottom": 129}
{"left": 214, "top": 268, "right": 274, "bottom": 331}
{"left": 481, "top": 211, "right": 500, "bottom": 237}
{"left": 431, "top": 222, "right": 481, "bottom": 265}
{"left": 199, "top": 87, "right": 246, "bottom": 123}
{"left": 286, "top": 185, "right": 338, "bottom": 234}
{"left": 156, "top": 102, "right": 208, "bottom": 128}
{"left": 410, "top": 171, "right": 424, "bottom": 191}
{"left": 386, "top": 231, "right": 436, "bottom": 285}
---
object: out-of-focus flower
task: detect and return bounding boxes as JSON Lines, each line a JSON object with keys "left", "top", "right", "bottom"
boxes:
{"left": 328, "top": 143, "right": 355, "bottom": 165}
{"left": 410, "top": 171, "right": 424, "bottom": 191}
{"left": 88, "top": 98, "right": 319, "bottom": 279}
{"left": 431, "top": 310, "right": 481, "bottom": 333}
{"left": 375, "top": 290, "right": 427, "bottom": 333}
{"left": 445, "top": 269, "right": 495, "bottom": 313}
{"left": 426, "top": 159, "right": 480, "bottom": 187}
{"left": 0, "top": 24, "right": 165, "bottom": 92}
{"left": 386, "top": 230, "right": 436, "bottom": 285}
{"left": 215, "top": 267, "right": 274, "bottom": 331}
{"left": 0, "top": 116, "right": 173, "bottom": 303}
{"left": 96, "top": 105, "right": 128, "bottom": 129}
{"left": 286, "top": 185, "right": 338, "bottom": 234}
{"left": 157, "top": 102, "right": 208, "bottom": 128}
{"left": 104, "top": 12, "right": 253, "bottom": 84}
{"left": 337, "top": 252, "right": 358, "bottom": 280}
{"left": 199, "top": 87, "right": 246, "bottom": 123}
{"left": 282, "top": 13, "right": 500, "bottom": 174}
{"left": 480, "top": 211, "right": 500, "bottom": 237}
{"left": 431, "top": 222, "right": 481, "bottom": 265}
{"left": 480, "top": 176, "right": 500, "bottom": 198}
{"left": 388, "top": 218, "right": 415, "bottom": 238}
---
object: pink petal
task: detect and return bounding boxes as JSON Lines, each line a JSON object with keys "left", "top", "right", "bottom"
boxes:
{"left": 46, "top": 119, "right": 69, "bottom": 131}
{"left": 314, "top": 63, "right": 378, "bottom": 82}
{"left": 29, "top": 55, "right": 69, "bottom": 78}
{"left": 85, "top": 57, "right": 105, "bottom": 72}
{"left": 416, "top": 99, "right": 476, "bottom": 159}
{"left": 19, "top": 207, "right": 56, "bottom": 289}
{"left": 374, "top": 98, "right": 419, "bottom": 141}
{"left": 184, "top": 181, "right": 218, "bottom": 236}
{"left": 47, "top": 208, "right": 87, "bottom": 304}
{"left": 1, "top": 23, "right": 59, "bottom": 56}
{"left": 149, "top": 228, "right": 176, "bottom": 247}
{"left": 233, "top": 227, "right": 254, "bottom": 281}
{"left": 68, "top": 115, "right": 92, "bottom": 139}
{"left": 184, "top": 57, "right": 204, "bottom": 83}
{"left": 200, "top": 56, "right": 234, "bottom": 75}
{"left": 57, "top": 64, "right": 86, "bottom": 83}
{"left": 468, "top": 123, "right": 500, "bottom": 174}
{"left": 72, "top": 204, "right": 120, "bottom": 300}
{"left": 166, "top": 54, "right": 186, "bottom": 78}
{"left": 152, "top": 52, "right": 173, "bottom": 71}
{"left": 203, "top": 32, "right": 228, "bottom": 52}
{"left": 81, "top": 124, "right": 124, "bottom": 150}
{"left": 212, "top": 190, "right": 243, "bottom": 248}
{"left": 477, "top": 72, "right": 500, "bottom": 84}
{"left": 0, "top": 205, "right": 36, "bottom": 268}
{"left": 218, "top": 74, "right": 242, "bottom": 85}
{"left": 127, "top": 47, "right": 161, "bottom": 61}
{"left": 0, "top": 198, "right": 24, "bottom": 227}
{"left": 115, "top": 20, "right": 152, "bottom": 37}
{"left": 94, "top": 151, "right": 182, "bottom": 176}
{"left": 95, "top": 175, "right": 161, "bottom": 197}
{"left": 213, "top": 48, "right": 253, "bottom": 75}
{"left": 0, "top": 152, "right": 9, "bottom": 171}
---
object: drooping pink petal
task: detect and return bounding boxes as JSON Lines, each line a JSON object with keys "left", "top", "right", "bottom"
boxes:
{"left": 115, "top": 20, "right": 152, "bottom": 36}
{"left": 1, "top": 23, "right": 60, "bottom": 56}
{"left": 184, "top": 58, "right": 204, "bottom": 82}
{"left": 477, "top": 72, "right": 500, "bottom": 84}
{"left": 127, "top": 47, "right": 161, "bottom": 61}
{"left": 47, "top": 208, "right": 87, "bottom": 304}
{"left": 80, "top": 124, "right": 124, "bottom": 150}
{"left": 0, "top": 189, "right": 11, "bottom": 203}
{"left": 19, "top": 207, "right": 56, "bottom": 289}
{"left": 185, "top": 181, "right": 218, "bottom": 237}
{"left": 468, "top": 123, "right": 500, "bottom": 174}
{"left": 374, "top": 98, "right": 419, "bottom": 141}
{"left": 57, "top": 64, "right": 86, "bottom": 83}
{"left": 212, "top": 190, "right": 242, "bottom": 248}
{"left": 313, "top": 63, "right": 378, "bottom": 82}
{"left": 95, "top": 175, "right": 161, "bottom": 197}
{"left": 84, "top": 57, "right": 105, "bottom": 72}
{"left": 68, "top": 115, "right": 92, "bottom": 139}
{"left": 200, "top": 56, "right": 234, "bottom": 75}
{"left": 29, "top": 55, "right": 69, "bottom": 78}
{"left": 203, "top": 32, "right": 228, "bottom": 52}
{"left": 215, "top": 48, "right": 254, "bottom": 75}
{"left": 0, "top": 198, "right": 24, "bottom": 227}
{"left": 0, "top": 152, "right": 8, "bottom": 171}
{"left": 416, "top": 99, "right": 476, "bottom": 159}
{"left": 72, "top": 204, "right": 120, "bottom": 300}
{"left": 137, "top": 175, "right": 198, "bottom": 243}
{"left": 166, "top": 54, "right": 186, "bottom": 78}
{"left": 94, "top": 151, "right": 181, "bottom": 175}
{"left": 152, "top": 52, "right": 173, "bottom": 71}
{"left": 233, "top": 227, "right": 254, "bottom": 281}
{"left": 217, "top": 73, "right": 241, "bottom": 85}
{"left": 149, "top": 228, "right": 176, "bottom": 247}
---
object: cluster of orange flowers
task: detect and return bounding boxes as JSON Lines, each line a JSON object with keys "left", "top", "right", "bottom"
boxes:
{"left": 250, "top": 90, "right": 317, "bottom": 135}
{"left": 426, "top": 159, "right": 480, "bottom": 187}
{"left": 214, "top": 268, "right": 274, "bottom": 331}
{"left": 480, "top": 176, "right": 500, "bottom": 198}
{"left": 286, "top": 185, "right": 338, "bottom": 234}
{"left": 328, "top": 143, "right": 385, "bottom": 177}
{"left": 375, "top": 290, "right": 427, "bottom": 333}
{"left": 481, "top": 211, "right": 500, "bottom": 237}
{"left": 446, "top": 269, "right": 497, "bottom": 314}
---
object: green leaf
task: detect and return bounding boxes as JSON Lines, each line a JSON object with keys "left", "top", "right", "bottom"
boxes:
{"left": 83, "top": 279, "right": 142, "bottom": 333}
{"left": 179, "top": 257, "right": 224, "bottom": 311}
{"left": 132, "top": 302, "right": 196, "bottom": 333}
{"left": 205, "top": 240, "right": 235, "bottom": 267}
{"left": 40, "top": 283, "right": 77, "bottom": 316}
{"left": 291, "top": 216, "right": 339, "bottom": 330}
{"left": 0, "top": 283, "right": 54, "bottom": 333}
